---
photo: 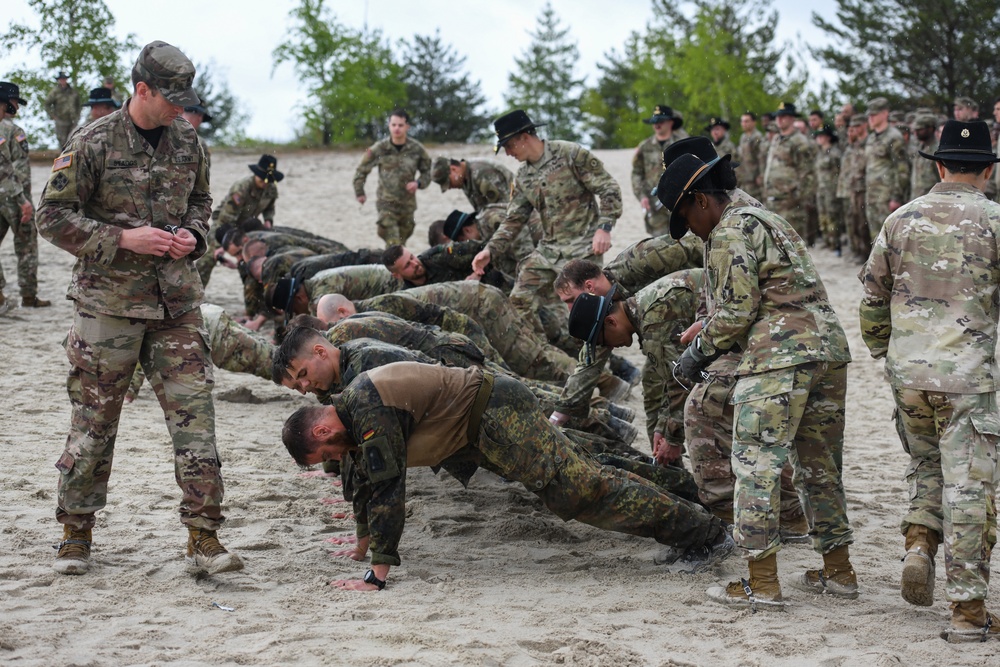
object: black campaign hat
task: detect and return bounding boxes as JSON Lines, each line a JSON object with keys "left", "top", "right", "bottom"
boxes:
{"left": 918, "top": 120, "right": 1000, "bottom": 163}
{"left": 661, "top": 136, "right": 717, "bottom": 169}
{"left": 493, "top": 110, "right": 545, "bottom": 153}
{"left": 184, "top": 99, "right": 213, "bottom": 122}
{"left": 55, "top": 71, "right": 69, "bottom": 80}
{"left": 249, "top": 154, "right": 284, "bottom": 183}
{"left": 655, "top": 154, "right": 728, "bottom": 240}
{"left": 704, "top": 117, "right": 730, "bottom": 131}
{"left": 567, "top": 284, "right": 618, "bottom": 362}
{"left": 643, "top": 104, "right": 683, "bottom": 129}
{"left": 84, "top": 87, "right": 121, "bottom": 108}
{"left": 0, "top": 81, "right": 27, "bottom": 105}
{"left": 773, "top": 102, "right": 801, "bottom": 118}
{"left": 812, "top": 123, "right": 839, "bottom": 143}
{"left": 443, "top": 210, "right": 476, "bottom": 240}
{"left": 268, "top": 276, "right": 300, "bottom": 313}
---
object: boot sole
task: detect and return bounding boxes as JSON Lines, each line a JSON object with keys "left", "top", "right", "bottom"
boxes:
{"left": 53, "top": 559, "right": 89, "bottom": 575}
{"left": 788, "top": 573, "right": 859, "bottom": 599}
{"left": 705, "top": 586, "right": 787, "bottom": 610}
{"left": 940, "top": 628, "right": 1000, "bottom": 643}
{"left": 900, "top": 551, "right": 934, "bottom": 607}
{"left": 187, "top": 553, "right": 245, "bottom": 575}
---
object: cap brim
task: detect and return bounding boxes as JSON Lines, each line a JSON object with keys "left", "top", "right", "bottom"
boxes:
{"left": 162, "top": 88, "right": 200, "bottom": 108}
{"left": 495, "top": 121, "right": 546, "bottom": 152}
{"left": 918, "top": 149, "right": 1000, "bottom": 163}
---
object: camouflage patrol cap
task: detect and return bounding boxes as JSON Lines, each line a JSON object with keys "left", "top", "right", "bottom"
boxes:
{"left": 431, "top": 157, "right": 451, "bottom": 191}
{"left": 849, "top": 114, "right": 867, "bottom": 127}
{"left": 912, "top": 114, "right": 937, "bottom": 131}
{"left": 131, "top": 40, "right": 199, "bottom": 107}
{"left": 954, "top": 96, "right": 978, "bottom": 111}
{"left": 866, "top": 97, "right": 890, "bottom": 115}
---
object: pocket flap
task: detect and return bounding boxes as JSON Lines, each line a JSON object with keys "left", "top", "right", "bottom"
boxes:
{"left": 731, "top": 368, "right": 796, "bottom": 405}
{"left": 970, "top": 411, "right": 1000, "bottom": 437}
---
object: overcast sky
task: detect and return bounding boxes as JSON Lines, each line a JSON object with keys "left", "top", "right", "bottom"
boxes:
{"left": 7, "top": 0, "right": 836, "bottom": 143}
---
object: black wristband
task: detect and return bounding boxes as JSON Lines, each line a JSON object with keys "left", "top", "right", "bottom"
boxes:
{"left": 597, "top": 223, "right": 613, "bottom": 232}
{"left": 363, "top": 569, "right": 386, "bottom": 590}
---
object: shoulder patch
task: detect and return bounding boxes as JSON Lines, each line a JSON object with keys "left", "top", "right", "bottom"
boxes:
{"left": 232, "top": 193, "right": 242, "bottom": 206}
{"left": 362, "top": 429, "right": 376, "bottom": 441}
{"left": 52, "top": 153, "right": 73, "bottom": 171}
{"left": 49, "top": 171, "right": 70, "bottom": 192}
{"left": 15, "top": 133, "right": 26, "bottom": 142}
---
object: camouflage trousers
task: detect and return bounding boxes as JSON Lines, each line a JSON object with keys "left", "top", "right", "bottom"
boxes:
{"left": 843, "top": 193, "right": 871, "bottom": 260}
{"left": 767, "top": 197, "right": 811, "bottom": 246}
{"left": 376, "top": 199, "right": 416, "bottom": 246}
{"left": 865, "top": 191, "right": 892, "bottom": 240}
{"left": 0, "top": 198, "right": 40, "bottom": 298}
{"left": 684, "top": 357, "right": 805, "bottom": 524}
{"left": 54, "top": 120, "right": 75, "bottom": 149}
{"left": 892, "top": 387, "right": 999, "bottom": 602}
{"left": 816, "top": 194, "right": 843, "bottom": 251}
{"left": 56, "top": 305, "right": 225, "bottom": 531}
{"left": 195, "top": 225, "right": 220, "bottom": 286}
{"left": 731, "top": 362, "right": 852, "bottom": 560}
{"left": 477, "top": 375, "right": 723, "bottom": 549}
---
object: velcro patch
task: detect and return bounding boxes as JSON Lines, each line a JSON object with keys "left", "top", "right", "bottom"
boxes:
{"left": 362, "top": 429, "right": 376, "bottom": 441}
{"left": 52, "top": 153, "right": 73, "bottom": 171}
{"left": 15, "top": 133, "right": 26, "bottom": 142}
{"left": 174, "top": 154, "right": 195, "bottom": 164}
{"left": 232, "top": 193, "right": 242, "bottom": 206}
{"left": 50, "top": 172, "right": 70, "bottom": 192}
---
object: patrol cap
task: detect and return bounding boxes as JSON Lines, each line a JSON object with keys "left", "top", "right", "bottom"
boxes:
{"left": 866, "top": 97, "right": 890, "bottom": 115}
{"left": 567, "top": 284, "right": 618, "bottom": 362}
{"left": 849, "top": 114, "right": 867, "bottom": 127}
{"left": 131, "top": 40, "right": 199, "bottom": 107}
{"left": 431, "top": 156, "right": 452, "bottom": 191}
{"left": 443, "top": 210, "right": 476, "bottom": 240}
{"left": 918, "top": 120, "right": 1000, "bottom": 163}
{"left": 911, "top": 114, "right": 937, "bottom": 131}
{"left": 0, "top": 81, "right": 27, "bottom": 105}
{"left": 954, "top": 96, "right": 978, "bottom": 111}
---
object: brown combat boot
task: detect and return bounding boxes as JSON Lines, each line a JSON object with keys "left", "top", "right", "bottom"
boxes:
{"left": 22, "top": 295, "right": 51, "bottom": 308}
{"left": 54, "top": 525, "right": 92, "bottom": 575}
{"left": 941, "top": 600, "right": 1000, "bottom": 643}
{"left": 186, "top": 527, "right": 244, "bottom": 575}
{"left": 779, "top": 512, "right": 811, "bottom": 544}
{"left": 901, "top": 524, "right": 939, "bottom": 607}
{"left": 790, "top": 544, "right": 859, "bottom": 599}
{"left": 706, "top": 553, "right": 786, "bottom": 611}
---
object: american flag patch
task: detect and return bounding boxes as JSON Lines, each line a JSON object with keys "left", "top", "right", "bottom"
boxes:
{"left": 0, "top": 137, "right": 5, "bottom": 147}
{"left": 362, "top": 429, "right": 376, "bottom": 441}
{"left": 15, "top": 133, "right": 26, "bottom": 142}
{"left": 53, "top": 153, "right": 73, "bottom": 171}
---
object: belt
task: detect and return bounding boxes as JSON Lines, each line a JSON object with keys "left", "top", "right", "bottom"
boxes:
{"left": 466, "top": 370, "right": 495, "bottom": 444}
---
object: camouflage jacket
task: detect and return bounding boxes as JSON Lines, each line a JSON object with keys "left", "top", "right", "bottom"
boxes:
{"left": 290, "top": 248, "right": 382, "bottom": 283}
{"left": 631, "top": 133, "right": 687, "bottom": 229}
{"left": 763, "top": 131, "right": 816, "bottom": 203}
{"left": 44, "top": 85, "right": 81, "bottom": 122}
{"left": 700, "top": 203, "right": 851, "bottom": 375}
{"left": 835, "top": 141, "right": 866, "bottom": 198}
{"left": 216, "top": 174, "right": 279, "bottom": 226}
{"left": 305, "top": 265, "right": 403, "bottom": 307}
{"left": 864, "top": 126, "right": 910, "bottom": 203}
{"left": 488, "top": 140, "right": 623, "bottom": 261}
{"left": 712, "top": 136, "right": 736, "bottom": 158}
{"left": 475, "top": 203, "right": 538, "bottom": 278}
{"left": 414, "top": 240, "right": 483, "bottom": 286}
{"left": 461, "top": 160, "right": 514, "bottom": 211}
{"left": 36, "top": 100, "right": 211, "bottom": 319}
{"left": 735, "top": 129, "right": 766, "bottom": 194}
{"left": 0, "top": 121, "right": 28, "bottom": 205}
{"left": 910, "top": 139, "right": 940, "bottom": 199}
{"left": 352, "top": 137, "right": 431, "bottom": 204}
{"left": 247, "top": 229, "right": 347, "bottom": 257}
{"left": 0, "top": 118, "right": 30, "bottom": 199}
{"left": 316, "top": 338, "right": 438, "bottom": 401}
{"left": 629, "top": 269, "right": 704, "bottom": 444}
{"left": 605, "top": 233, "right": 703, "bottom": 298}
{"left": 814, "top": 144, "right": 842, "bottom": 205}
{"left": 859, "top": 182, "right": 1000, "bottom": 392}
{"left": 326, "top": 312, "right": 484, "bottom": 370}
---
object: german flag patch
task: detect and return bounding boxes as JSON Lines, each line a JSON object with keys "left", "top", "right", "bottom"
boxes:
{"left": 53, "top": 153, "right": 73, "bottom": 171}
{"left": 362, "top": 429, "right": 376, "bottom": 441}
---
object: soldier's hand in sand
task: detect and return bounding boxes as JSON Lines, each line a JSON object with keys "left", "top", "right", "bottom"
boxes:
{"left": 356, "top": 194, "right": 366, "bottom": 205}
{"left": 471, "top": 248, "right": 491, "bottom": 275}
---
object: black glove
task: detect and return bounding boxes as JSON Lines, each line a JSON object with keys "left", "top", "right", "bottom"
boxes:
{"left": 676, "top": 336, "right": 722, "bottom": 385}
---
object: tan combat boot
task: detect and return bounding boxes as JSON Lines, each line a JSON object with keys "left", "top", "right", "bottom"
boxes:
{"left": 901, "top": 524, "right": 939, "bottom": 607}
{"left": 54, "top": 525, "right": 92, "bottom": 575}
{"left": 22, "top": 295, "right": 51, "bottom": 308}
{"left": 779, "top": 512, "right": 811, "bottom": 544}
{"left": 790, "top": 544, "right": 858, "bottom": 599}
{"left": 941, "top": 600, "right": 1000, "bottom": 643}
{"left": 186, "top": 527, "right": 244, "bottom": 575}
{"left": 706, "top": 553, "right": 786, "bottom": 611}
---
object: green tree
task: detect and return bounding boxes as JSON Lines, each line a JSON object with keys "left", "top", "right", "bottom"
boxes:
{"left": 580, "top": 41, "right": 643, "bottom": 149}
{"left": 273, "top": 0, "right": 405, "bottom": 146}
{"left": 0, "top": 0, "right": 136, "bottom": 147}
{"left": 812, "top": 0, "right": 1000, "bottom": 110}
{"left": 400, "top": 31, "right": 489, "bottom": 143}
{"left": 505, "top": 2, "right": 585, "bottom": 142}
{"left": 191, "top": 60, "right": 250, "bottom": 146}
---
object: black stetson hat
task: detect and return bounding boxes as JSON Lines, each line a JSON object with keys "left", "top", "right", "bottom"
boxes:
{"left": 812, "top": 123, "right": 838, "bottom": 143}
{"left": 268, "top": 276, "right": 299, "bottom": 313}
{"left": 643, "top": 104, "right": 684, "bottom": 129}
{"left": 661, "top": 136, "right": 717, "bottom": 170}
{"left": 0, "top": 82, "right": 28, "bottom": 106}
{"left": 184, "top": 100, "right": 213, "bottom": 122}
{"left": 55, "top": 71, "right": 69, "bottom": 80}
{"left": 705, "top": 117, "right": 730, "bottom": 131}
{"left": 567, "top": 284, "right": 618, "bottom": 363}
{"left": 655, "top": 154, "right": 728, "bottom": 240}
{"left": 249, "top": 154, "right": 284, "bottom": 183}
{"left": 918, "top": 120, "right": 1000, "bottom": 163}
{"left": 773, "top": 102, "right": 801, "bottom": 118}
{"left": 443, "top": 210, "right": 476, "bottom": 240}
{"left": 493, "top": 110, "right": 545, "bottom": 153}
{"left": 84, "top": 87, "right": 121, "bottom": 108}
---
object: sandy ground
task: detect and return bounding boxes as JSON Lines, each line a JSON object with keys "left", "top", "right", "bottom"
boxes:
{"left": 0, "top": 145, "right": 996, "bottom": 667}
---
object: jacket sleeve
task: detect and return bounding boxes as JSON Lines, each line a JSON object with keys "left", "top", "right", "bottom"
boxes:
{"left": 572, "top": 144, "right": 623, "bottom": 228}
{"left": 353, "top": 144, "right": 379, "bottom": 197}
{"left": 416, "top": 144, "right": 432, "bottom": 189}
{"left": 631, "top": 144, "right": 646, "bottom": 201}
{"left": 857, "top": 228, "right": 893, "bottom": 358}
{"left": 488, "top": 179, "right": 532, "bottom": 258}
{"left": 699, "top": 219, "right": 760, "bottom": 356}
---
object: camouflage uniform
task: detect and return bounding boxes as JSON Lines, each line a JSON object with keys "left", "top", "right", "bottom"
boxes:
{"left": 305, "top": 265, "right": 403, "bottom": 309}
{"left": 489, "top": 140, "right": 623, "bottom": 340}
{"left": 859, "top": 182, "right": 1000, "bottom": 602}
{"left": 815, "top": 142, "right": 844, "bottom": 250}
{"left": 910, "top": 138, "right": 940, "bottom": 199}
{"left": 288, "top": 248, "right": 382, "bottom": 283}
{"left": 0, "top": 117, "right": 40, "bottom": 300}
{"left": 864, "top": 126, "right": 910, "bottom": 238}
{"left": 713, "top": 136, "right": 736, "bottom": 158}
{"left": 763, "top": 130, "right": 817, "bottom": 244}
{"left": 198, "top": 174, "right": 281, "bottom": 284}
{"left": 836, "top": 130, "right": 870, "bottom": 258}
{"left": 456, "top": 159, "right": 514, "bottom": 211}
{"left": 334, "top": 362, "right": 726, "bottom": 566}
{"left": 700, "top": 202, "right": 853, "bottom": 560}
{"left": 247, "top": 229, "right": 347, "bottom": 257}
{"left": 388, "top": 282, "right": 575, "bottom": 382}
{"left": 631, "top": 132, "right": 688, "bottom": 236}
{"left": 473, "top": 203, "right": 538, "bottom": 284}
{"left": 406, "top": 240, "right": 484, "bottom": 287}
{"left": 36, "top": 99, "right": 224, "bottom": 532}
{"left": 353, "top": 137, "right": 431, "bottom": 245}
{"left": 736, "top": 128, "right": 767, "bottom": 200}
{"left": 44, "top": 84, "right": 82, "bottom": 148}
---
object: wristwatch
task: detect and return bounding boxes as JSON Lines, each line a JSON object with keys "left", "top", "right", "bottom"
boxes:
{"left": 363, "top": 568, "right": 386, "bottom": 590}
{"left": 597, "top": 223, "right": 613, "bottom": 232}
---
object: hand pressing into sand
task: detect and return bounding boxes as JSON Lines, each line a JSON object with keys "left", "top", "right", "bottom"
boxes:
{"left": 297, "top": 470, "right": 336, "bottom": 478}
{"left": 330, "top": 511, "right": 353, "bottom": 520}
{"left": 320, "top": 497, "right": 347, "bottom": 505}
